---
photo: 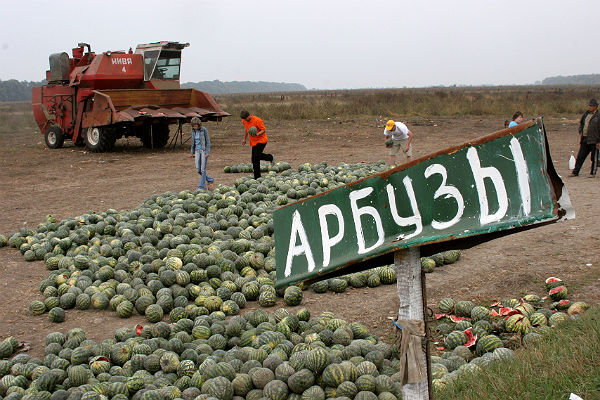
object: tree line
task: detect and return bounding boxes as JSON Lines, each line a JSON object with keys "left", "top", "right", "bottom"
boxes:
{"left": 0, "top": 80, "right": 44, "bottom": 102}
{"left": 541, "top": 74, "right": 600, "bottom": 85}
{"left": 0, "top": 79, "right": 307, "bottom": 102}
{"left": 181, "top": 80, "right": 307, "bottom": 94}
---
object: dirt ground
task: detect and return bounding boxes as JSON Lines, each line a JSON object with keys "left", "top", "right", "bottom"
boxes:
{"left": 1, "top": 113, "right": 598, "bottom": 357}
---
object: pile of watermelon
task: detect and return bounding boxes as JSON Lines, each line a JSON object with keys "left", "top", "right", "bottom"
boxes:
{"left": 429, "top": 276, "right": 589, "bottom": 389}
{"left": 0, "top": 308, "right": 407, "bottom": 400}
{"left": 223, "top": 162, "right": 291, "bottom": 174}
{"left": 4, "top": 161, "right": 403, "bottom": 324}
{"left": 420, "top": 250, "right": 461, "bottom": 273}
{"left": 310, "top": 266, "right": 398, "bottom": 294}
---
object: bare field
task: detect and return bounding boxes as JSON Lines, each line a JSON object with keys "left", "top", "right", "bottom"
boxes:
{"left": 0, "top": 103, "right": 599, "bottom": 357}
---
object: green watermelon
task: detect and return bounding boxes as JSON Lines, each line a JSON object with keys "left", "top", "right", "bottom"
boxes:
{"left": 284, "top": 286, "right": 303, "bottom": 306}
{"left": 438, "top": 298, "right": 455, "bottom": 314}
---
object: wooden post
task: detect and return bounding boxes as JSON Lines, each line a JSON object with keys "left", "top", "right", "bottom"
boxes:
{"left": 394, "top": 247, "right": 430, "bottom": 400}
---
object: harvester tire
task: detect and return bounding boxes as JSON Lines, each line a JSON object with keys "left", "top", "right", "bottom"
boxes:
{"left": 45, "top": 126, "right": 64, "bottom": 149}
{"left": 85, "top": 127, "right": 116, "bottom": 152}
{"left": 141, "top": 124, "right": 170, "bottom": 149}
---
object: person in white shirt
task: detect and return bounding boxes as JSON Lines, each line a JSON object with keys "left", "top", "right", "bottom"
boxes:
{"left": 384, "top": 120, "right": 413, "bottom": 165}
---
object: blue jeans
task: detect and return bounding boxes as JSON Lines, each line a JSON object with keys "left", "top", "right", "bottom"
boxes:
{"left": 195, "top": 150, "right": 214, "bottom": 189}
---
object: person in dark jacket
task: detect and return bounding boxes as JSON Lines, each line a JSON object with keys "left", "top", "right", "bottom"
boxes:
{"left": 571, "top": 99, "right": 599, "bottom": 177}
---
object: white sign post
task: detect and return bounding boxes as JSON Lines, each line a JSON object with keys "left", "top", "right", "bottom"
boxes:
{"left": 394, "top": 247, "right": 430, "bottom": 400}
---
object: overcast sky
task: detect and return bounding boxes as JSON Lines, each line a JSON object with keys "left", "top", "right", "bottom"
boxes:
{"left": 0, "top": 0, "right": 595, "bottom": 89}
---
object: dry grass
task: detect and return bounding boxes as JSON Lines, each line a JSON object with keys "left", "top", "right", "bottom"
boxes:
{"left": 216, "top": 85, "right": 600, "bottom": 120}
{"left": 0, "top": 101, "right": 36, "bottom": 135}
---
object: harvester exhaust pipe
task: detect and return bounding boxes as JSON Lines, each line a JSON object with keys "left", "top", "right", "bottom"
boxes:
{"left": 77, "top": 43, "right": 91, "bottom": 53}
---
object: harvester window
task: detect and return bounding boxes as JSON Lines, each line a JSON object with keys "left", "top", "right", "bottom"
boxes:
{"left": 151, "top": 50, "right": 181, "bottom": 80}
{"left": 143, "top": 50, "right": 160, "bottom": 81}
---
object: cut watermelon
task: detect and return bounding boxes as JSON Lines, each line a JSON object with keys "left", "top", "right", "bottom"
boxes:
{"left": 499, "top": 307, "right": 520, "bottom": 316}
{"left": 463, "top": 328, "right": 478, "bottom": 347}
{"left": 136, "top": 324, "right": 143, "bottom": 336}
{"left": 549, "top": 285, "right": 568, "bottom": 300}
{"left": 449, "top": 315, "right": 463, "bottom": 323}
{"left": 545, "top": 277, "right": 563, "bottom": 290}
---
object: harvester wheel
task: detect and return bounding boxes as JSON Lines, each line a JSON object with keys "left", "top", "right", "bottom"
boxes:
{"left": 85, "top": 127, "right": 116, "bottom": 152}
{"left": 45, "top": 126, "right": 64, "bottom": 149}
{"left": 141, "top": 124, "right": 170, "bottom": 149}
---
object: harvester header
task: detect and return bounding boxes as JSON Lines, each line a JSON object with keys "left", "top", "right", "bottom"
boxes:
{"left": 32, "top": 41, "right": 229, "bottom": 152}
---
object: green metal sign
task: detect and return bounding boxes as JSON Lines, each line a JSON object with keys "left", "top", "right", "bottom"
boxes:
{"left": 274, "top": 119, "right": 573, "bottom": 288}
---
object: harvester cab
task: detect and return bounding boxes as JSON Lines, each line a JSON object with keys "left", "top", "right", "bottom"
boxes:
{"left": 32, "top": 41, "right": 229, "bottom": 152}
{"left": 135, "top": 41, "right": 189, "bottom": 89}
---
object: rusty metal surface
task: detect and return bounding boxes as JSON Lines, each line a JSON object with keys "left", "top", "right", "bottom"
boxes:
{"left": 82, "top": 88, "right": 229, "bottom": 128}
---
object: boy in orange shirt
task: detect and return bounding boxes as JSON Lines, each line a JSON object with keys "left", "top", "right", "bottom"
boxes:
{"left": 240, "top": 110, "right": 274, "bottom": 178}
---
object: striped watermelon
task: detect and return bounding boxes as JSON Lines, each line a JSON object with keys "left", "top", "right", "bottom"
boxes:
{"left": 145, "top": 304, "right": 164, "bottom": 323}
{"left": 567, "top": 301, "right": 589, "bottom": 316}
{"left": 549, "top": 285, "right": 568, "bottom": 301}
{"left": 438, "top": 298, "right": 455, "bottom": 314}
{"left": 444, "top": 331, "right": 468, "bottom": 350}
{"left": 287, "top": 369, "right": 315, "bottom": 394}
{"left": 475, "top": 334, "right": 502, "bottom": 355}
{"left": 454, "top": 301, "right": 475, "bottom": 317}
{"left": 263, "top": 379, "right": 289, "bottom": 400}
{"left": 284, "top": 286, "right": 303, "bottom": 306}
{"left": 29, "top": 300, "right": 47, "bottom": 316}
{"left": 48, "top": 307, "right": 65, "bottom": 323}
{"left": 305, "top": 347, "right": 328, "bottom": 374}
{"left": 258, "top": 291, "right": 277, "bottom": 307}
{"left": 377, "top": 267, "right": 396, "bottom": 284}
{"left": 549, "top": 312, "right": 569, "bottom": 326}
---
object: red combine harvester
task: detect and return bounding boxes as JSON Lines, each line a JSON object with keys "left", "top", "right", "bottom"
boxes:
{"left": 32, "top": 42, "right": 229, "bottom": 152}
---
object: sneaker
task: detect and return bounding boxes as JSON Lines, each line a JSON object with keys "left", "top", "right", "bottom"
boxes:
{"left": 587, "top": 174, "right": 596, "bottom": 178}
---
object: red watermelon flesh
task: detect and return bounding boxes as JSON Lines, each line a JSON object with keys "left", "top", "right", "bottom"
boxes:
{"left": 463, "top": 328, "right": 478, "bottom": 347}
{"left": 549, "top": 285, "right": 568, "bottom": 300}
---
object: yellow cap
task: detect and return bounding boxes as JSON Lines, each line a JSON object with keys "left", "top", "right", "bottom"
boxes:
{"left": 386, "top": 120, "right": 395, "bottom": 130}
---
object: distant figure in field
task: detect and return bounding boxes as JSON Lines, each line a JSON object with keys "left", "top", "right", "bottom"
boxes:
{"left": 504, "top": 120, "right": 510, "bottom": 129}
{"left": 384, "top": 120, "right": 413, "bottom": 165}
{"left": 240, "top": 110, "right": 274, "bottom": 179}
{"left": 508, "top": 111, "right": 524, "bottom": 127}
{"left": 571, "top": 98, "right": 600, "bottom": 177}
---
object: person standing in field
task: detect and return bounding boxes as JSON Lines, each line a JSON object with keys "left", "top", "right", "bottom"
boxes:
{"left": 189, "top": 117, "right": 214, "bottom": 190}
{"left": 384, "top": 119, "right": 413, "bottom": 165}
{"left": 571, "top": 99, "right": 599, "bottom": 177}
{"left": 508, "top": 111, "right": 524, "bottom": 127}
{"left": 240, "top": 110, "right": 274, "bottom": 179}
